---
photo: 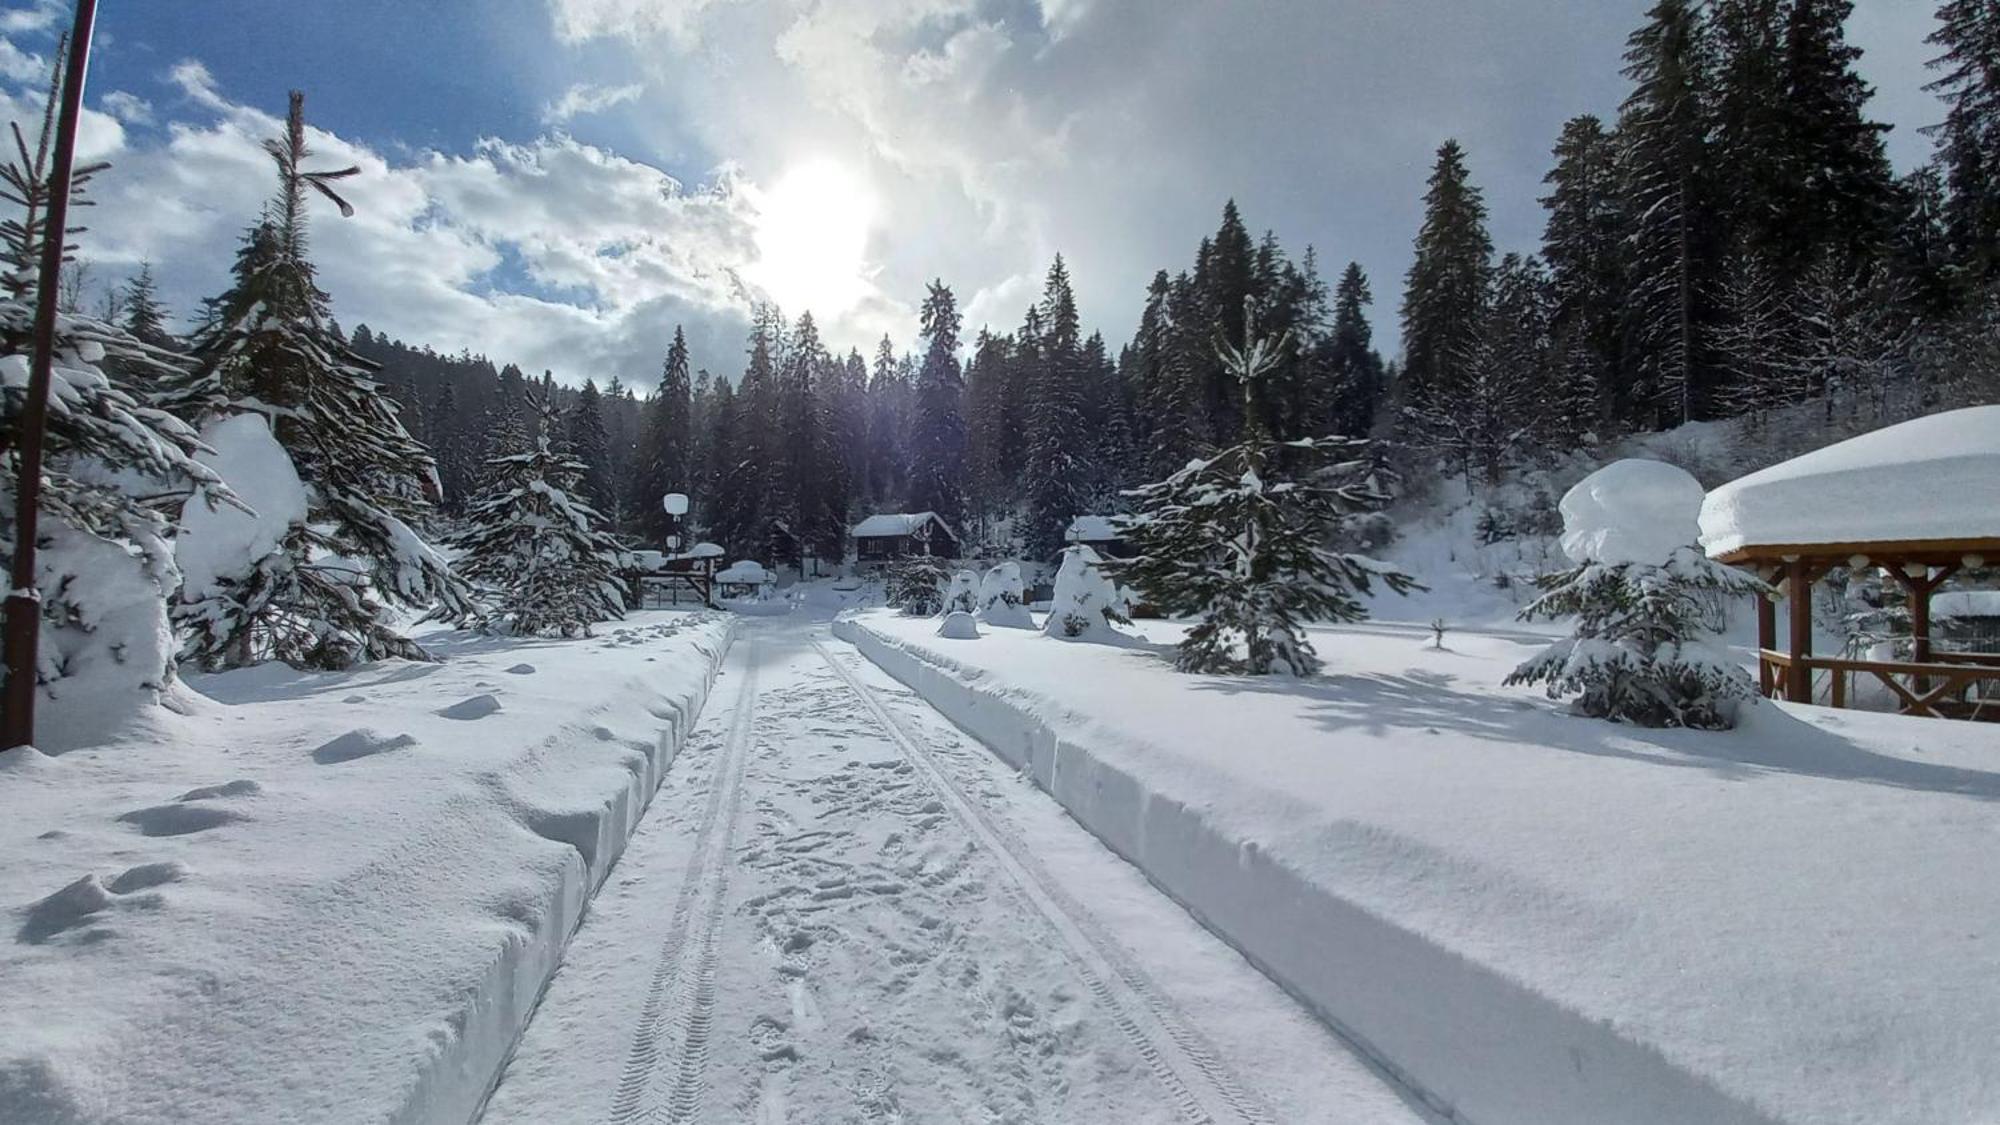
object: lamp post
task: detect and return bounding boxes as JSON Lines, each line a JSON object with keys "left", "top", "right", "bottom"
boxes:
{"left": 662, "top": 492, "right": 689, "bottom": 552}
{"left": 3, "top": 0, "right": 100, "bottom": 753}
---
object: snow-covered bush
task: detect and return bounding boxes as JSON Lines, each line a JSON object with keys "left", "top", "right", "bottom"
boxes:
{"left": 977, "top": 561, "right": 1033, "bottom": 628}
{"left": 455, "top": 403, "right": 626, "bottom": 637}
{"left": 1042, "top": 545, "right": 1129, "bottom": 641}
{"left": 945, "top": 568, "right": 980, "bottom": 615}
{"left": 1507, "top": 459, "right": 1769, "bottom": 729}
{"left": 936, "top": 610, "right": 981, "bottom": 640}
{"left": 887, "top": 557, "right": 949, "bottom": 616}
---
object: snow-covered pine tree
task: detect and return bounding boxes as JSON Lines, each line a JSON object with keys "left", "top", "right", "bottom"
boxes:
{"left": 1042, "top": 545, "right": 1129, "bottom": 641}
{"left": 118, "top": 262, "right": 173, "bottom": 351}
{"left": 1023, "top": 256, "right": 1089, "bottom": 560}
{"left": 1539, "top": 115, "right": 1623, "bottom": 443}
{"left": 887, "top": 556, "right": 950, "bottom": 616}
{"left": 566, "top": 378, "right": 613, "bottom": 516}
{"left": 1507, "top": 459, "right": 1769, "bottom": 729}
{"left": 1507, "top": 548, "right": 1769, "bottom": 728}
{"left": 906, "top": 281, "right": 969, "bottom": 527}
{"left": 157, "top": 92, "right": 472, "bottom": 669}
{"left": 864, "top": 335, "right": 907, "bottom": 506}
{"left": 1112, "top": 306, "right": 1417, "bottom": 676}
{"left": 1617, "top": 0, "right": 1719, "bottom": 428}
{"left": 1925, "top": 0, "right": 2000, "bottom": 284}
{"left": 455, "top": 393, "right": 626, "bottom": 636}
{"left": 1399, "top": 139, "right": 1493, "bottom": 439}
{"left": 1321, "top": 262, "right": 1386, "bottom": 438}
{"left": 0, "top": 53, "right": 232, "bottom": 741}
{"left": 633, "top": 325, "right": 693, "bottom": 543}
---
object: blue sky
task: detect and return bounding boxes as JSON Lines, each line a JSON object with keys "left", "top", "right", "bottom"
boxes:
{"left": 0, "top": 0, "right": 1953, "bottom": 387}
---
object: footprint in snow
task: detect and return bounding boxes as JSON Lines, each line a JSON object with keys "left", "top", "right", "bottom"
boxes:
{"left": 437, "top": 694, "right": 502, "bottom": 721}
{"left": 117, "top": 803, "right": 250, "bottom": 837}
{"left": 312, "top": 728, "right": 419, "bottom": 764}
{"left": 16, "top": 861, "right": 189, "bottom": 945}
{"left": 342, "top": 694, "right": 368, "bottom": 704}
{"left": 505, "top": 663, "right": 536, "bottom": 675}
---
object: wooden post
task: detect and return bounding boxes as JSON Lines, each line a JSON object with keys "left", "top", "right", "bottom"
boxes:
{"left": 1786, "top": 559, "right": 1812, "bottom": 703}
{"left": 1757, "top": 590, "right": 1777, "bottom": 698}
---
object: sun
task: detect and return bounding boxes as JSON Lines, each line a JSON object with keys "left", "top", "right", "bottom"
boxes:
{"left": 747, "top": 158, "right": 877, "bottom": 318}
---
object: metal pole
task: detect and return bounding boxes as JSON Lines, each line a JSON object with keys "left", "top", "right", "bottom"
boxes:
{"left": 4, "top": 0, "right": 100, "bottom": 752}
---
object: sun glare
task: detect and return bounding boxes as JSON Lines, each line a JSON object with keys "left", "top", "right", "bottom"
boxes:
{"left": 747, "top": 158, "right": 877, "bottom": 319}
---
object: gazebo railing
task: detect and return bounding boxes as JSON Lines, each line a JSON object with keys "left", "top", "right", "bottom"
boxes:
{"left": 1759, "top": 649, "right": 2000, "bottom": 720}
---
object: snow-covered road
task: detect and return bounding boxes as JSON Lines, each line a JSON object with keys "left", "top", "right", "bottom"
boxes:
{"left": 479, "top": 618, "right": 1426, "bottom": 1124}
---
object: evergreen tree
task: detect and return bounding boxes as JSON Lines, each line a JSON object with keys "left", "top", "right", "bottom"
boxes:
{"left": 1508, "top": 544, "right": 1768, "bottom": 729}
{"left": 1617, "top": 0, "right": 1720, "bottom": 427}
{"left": 1889, "top": 163, "right": 1961, "bottom": 318}
{"left": 1399, "top": 140, "right": 1494, "bottom": 434}
{"left": 1774, "top": 0, "right": 1897, "bottom": 271}
{"left": 119, "top": 261, "right": 173, "bottom": 350}
{"left": 456, "top": 396, "right": 626, "bottom": 637}
{"left": 1023, "top": 256, "right": 1089, "bottom": 559}
{"left": 429, "top": 380, "right": 474, "bottom": 514}
{"left": 963, "top": 326, "right": 1013, "bottom": 538}
{"left": 159, "top": 92, "right": 471, "bottom": 668}
{"left": 1321, "top": 262, "right": 1387, "bottom": 437}
{"left": 1198, "top": 201, "right": 1257, "bottom": 440}
{"left": 1112, "top": 309, "right": 1416, "bottom": 676}
{"left": 634, "top": 326, "right": 693, "bottom": 542}
{"left": 906, "top": 280, "right": 969, "bottom": 527}
{"left": 1925, "top": 0, "right": 2000, "bottom": 283}
{"left": 1539, "top": 115, "right": 1624, "bottom": 441}
{"left": 865, "top": 334, "right": 907, "bottom": 505}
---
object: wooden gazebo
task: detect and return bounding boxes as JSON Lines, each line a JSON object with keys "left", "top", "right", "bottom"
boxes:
{"left": 1699, "top": 406, "right": 2000, "bottom": 720}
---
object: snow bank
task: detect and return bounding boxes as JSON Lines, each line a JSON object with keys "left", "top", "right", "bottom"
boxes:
{"left": 836, "top": 610, "right": 2000, "bottom": 1125}
{"left": 1559, "top": 458, "right": 1705, "bottom": 565}
{"left": 977, "top": 562, "right": 1033, "bottom": 628}
{"left": 0, "top": 612, "right": 733, "bottom": 1125}
{"left": 1700, "top": 405, "right": 2000, "bottom": 557}
{"left": 935, "top": 610, "right": 982, "bottom": 639}
{"left": 716, "top": 559, "right": 771, "bottom": 585}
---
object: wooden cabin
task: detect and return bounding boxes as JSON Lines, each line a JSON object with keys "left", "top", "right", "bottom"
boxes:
{"left": 1700, "top": 406, "right": 2000, "bottom": 720}
{"left": 850, "top": 512, "right": 961, "bottom": 563}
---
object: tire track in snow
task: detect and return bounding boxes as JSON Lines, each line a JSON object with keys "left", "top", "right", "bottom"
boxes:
{"left": 608, "top": 641, "right": 760, "bottom": 1125}
{"left": 810, "top": 637, "right": 1275, "bottom": 1125}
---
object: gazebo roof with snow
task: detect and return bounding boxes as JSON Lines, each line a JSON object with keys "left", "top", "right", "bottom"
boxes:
{"left": 850, "top": 512, "right": 958, "bottom": 541}
{"left": 1698, "top": 406, "right": 2000, "bottom": 720}
{"left": 1699, "top": 405, "right": 2000, "bottom": 565}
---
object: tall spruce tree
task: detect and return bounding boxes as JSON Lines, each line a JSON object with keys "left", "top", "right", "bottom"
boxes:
{"left": 160, "top": 92, "right": 471, "bottom": 669}
{"left": 566, "top": 378, "right": 612, "bottom": 514}
{"left": 119, "top": 261, "right": 172, "bottom": 350}
{"left": 1617, "top": 0, "right": 1719, "bottom": 427}
{"left": 1539, "top": 115, "right": 1625, "bottom": 442}
{"left": 1023, "top": 256, "right": 1090, "bottom": 559}
{"left": 1400, "top": 140, "right": 1494, "bottom": 438}
{"left": 1322, "top": 262, "right": 1386, "bottom": 437}
{"left": 1925, "top": 0, "right": 2000, "bottom": 283}
{"left": 634, "top": 326, "right": 694, "bottom": 542}
{"left": 906, "top": 280, "right": 969, "bottom": 528}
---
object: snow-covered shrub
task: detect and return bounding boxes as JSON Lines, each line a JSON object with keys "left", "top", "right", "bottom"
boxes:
{"left": 1042, "top": 545, "right": 1129, "bottom": 641}
{"left": 977, "top": 562, "right": 1033, "bottom": 628}
{"left": 1507, "top": 459, "right": 1769, "bottom": 729}
{"left": 887, "top": 557, "right": 949, "bottom": 616}
{"left": 945, "top": 568, "right": 980, "bottom": 615}
{"left": 455, "top": 403, "right": 626, "bottom": 637}
{"left": 936, "top": 610, "right": 981, "bottom": 640}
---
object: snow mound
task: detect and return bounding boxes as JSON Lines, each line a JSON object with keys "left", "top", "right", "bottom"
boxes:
{"left": 1700, "top": 405, "right": 2000, "bottom": 557}
{"left": 1559, "top": 458, "right": 1705, "bottom": 565}
{"left": 437, "top": 693, "right": 504, "bottom": 721}
{"left": 936, "top": 611, "right": 982, "bottom": 640}
{"left": 944, "top": 569, "right": 980, "bottom": 614}
{"left": 175, "top": 413, "right": 307, "bottom": 600}
{"left": 716, "top": 560, "right": 771, "bottom": 585}
{"left": 311, "top": 728, "right": 419, "bottom": 765}
{"left": 1043, "top": 546, "right": 1128, "bottom": 642}
{"left": 117, "top": 803, "right": 251, "bottom": 838}
{"left": 177, "top": 780, "right": 261, "bottom": 802}
{"left": 978, "top": 562, "right": 1034, "bottom": 628}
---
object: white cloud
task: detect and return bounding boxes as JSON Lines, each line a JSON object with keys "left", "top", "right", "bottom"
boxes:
{"left": 0, "top": 35, "right": 42, "bottom": 83}
{"left": 547, "top": 0, "right": 729, "bottom": 46}
{"left": 0, "top": 0, "right": 65, "bottom": 35}
{"left": 541, "top": 81, "right": 645, "bottom": 124}
{"left": 101, "top": 90, "right": 152, "bottom": 126}
{"left": 50, "top": 73, "right": 909, "bottom": 385}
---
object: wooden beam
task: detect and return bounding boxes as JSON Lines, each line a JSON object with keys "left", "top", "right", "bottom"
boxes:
{"left": 1757, "top": 595, "right": 1777, "bottom": 698}
{"left": 1712, "top": 537, "right": 2000, "bottom": 567}
{"left": 1786, "top": 559, "right": 1813, "bottom": 703}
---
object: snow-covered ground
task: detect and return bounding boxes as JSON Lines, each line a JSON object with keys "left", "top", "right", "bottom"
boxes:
{"left": 0, "top": 611, "right": 730, "bottom": 1125}
{"left": 482, "top": 617, "right": 1423, "bottom": 1123}
{"left": 839, "top": 609, "right": 2000, "bottom": 1125}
